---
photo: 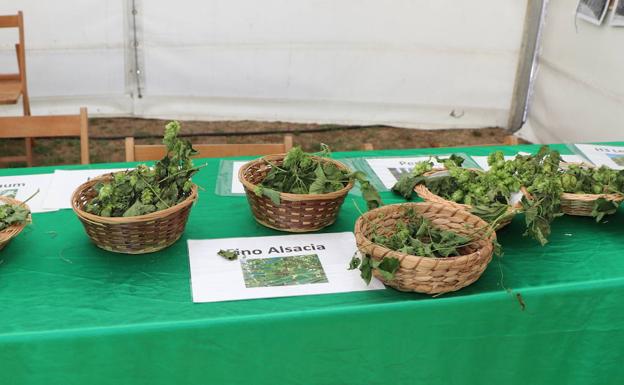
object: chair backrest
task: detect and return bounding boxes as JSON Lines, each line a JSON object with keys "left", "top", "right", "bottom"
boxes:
{"left": 0, "top": 12, "right": 26, "bottom": 79}
{"left": 0, "top": 107, "right": 90, "bottom": 164}
{"left": 125, "top": 134, "right": 294, "bottom": 162}
{"left": 0, "top": 11, "right": 29, "bottom": 115}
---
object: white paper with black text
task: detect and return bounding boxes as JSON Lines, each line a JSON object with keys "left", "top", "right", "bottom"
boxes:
{"left": 472, "top": 154, "right": 585, "bottom": 170}
{"left": 574, "top": 144, "right": 624, "bottom": 169}
{"left": 365, "top": 157, "right": 446, "bottom": 189}
{"left": 42, "top": 168, "right": 127, "bottom": 210}
{"left": 188, "top": 232, "right": 385, "bottom": 303}
{"left": 0, "top": 174, "right": 55, "bottom": 213}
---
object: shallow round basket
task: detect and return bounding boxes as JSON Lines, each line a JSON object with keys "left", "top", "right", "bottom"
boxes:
{"left": 560, "top": 192, "right": 624, "bottom": 216}
{"left": 238, "top": 154, "right": 354, "bottom": 232}
{"left": 414, "top": 168, "right": 520, "bottom": 230}
{"left": 355, "top": 202, "right": 495, "bottom": 295}
{"left": 0, "top": 196, "right": 31, "bottom": 251}
{"left": 71, "top": 173, "right": 198, "bottom": 254}
{"left": 559, "top": 162, "right": 624, "bottom": 217}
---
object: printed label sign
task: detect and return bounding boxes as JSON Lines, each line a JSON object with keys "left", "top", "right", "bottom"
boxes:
{"left": 43, "top": 168, "right": 127, "bottom": 210}
{"left": 0, "top": 174, "right": 55, "bottom": 213}
{"left": 365, "top": 157, "right": 445, "bottom": 189}
{"left": 187, "top": 232, "right": 384, "bottom": 303}
{"left": 574, "top": 144, "right": 624, "bottom": 170}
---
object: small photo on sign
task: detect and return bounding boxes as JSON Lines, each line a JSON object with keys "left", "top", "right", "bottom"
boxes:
{"left": 0, "top": 189, "right": 18, "bottom": 198}
{"left": 576, "top": 0, "right": 610, "bottom": 25}
{"left": 241, "top": 254, "right": 329, "bottom": 288}
{"left": 607, "top": 153, "right": 624, "bottom": 167}
{"left": 610, "top": 0, "right": 624, "bottom": 26}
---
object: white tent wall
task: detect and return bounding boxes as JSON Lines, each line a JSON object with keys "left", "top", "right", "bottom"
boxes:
{"left": 519, "top": 0, "right": 624, "bottom": 143}
{"left": 0, "top": 0, "right": 131, "bottom": 116}
{"left": 1, "top": 0, "right": 529, "bottom": 130}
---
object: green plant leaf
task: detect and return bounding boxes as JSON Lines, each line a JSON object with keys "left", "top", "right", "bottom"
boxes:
{"left": 217, "top": 249, "right": 238, "bottom": 260}
{"left": 591, "top": 198, "right": 620, "bottom": 222}
{"left": 259, "top": 187, "right": 281, "bottom": 205}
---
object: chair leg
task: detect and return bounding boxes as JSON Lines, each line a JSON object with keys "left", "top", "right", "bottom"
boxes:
{"left": 22, "top": 99, "right": 33, "bottom": 166}
{"left": 21, "top": 89, "right": 33, "bottom": 166}
{"left": 17, "top": 41, "right": 33, "bottom": 165}
{"left": 24, "top": 138, "right": 33, "bottom": 167}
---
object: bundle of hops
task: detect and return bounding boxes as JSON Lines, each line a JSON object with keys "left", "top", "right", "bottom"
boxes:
{"left": 559, "top": 163, "right": 624, "bottom": 221}
{"left": 392, "top": 146, "right": 570, "bottom": 245}
{"left": 85, "top": 121, "right": 199, "bottom": 217}
{"left": 392, "top": 155, "right": 517, "bottom": 223}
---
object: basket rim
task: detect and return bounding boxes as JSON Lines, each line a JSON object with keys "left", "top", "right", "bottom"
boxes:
{"left": 354, "top": 202, "right": 495, "bottom": 265}
{"left": 561, "top": 191, "right": 624, "bottom": 201}
{"left": 414, "top": 167, "right": 523, "bottom": 211}
{"left": 0, "top": 196, "right": 31, "bottom": 243}
{"left": 238, "top": 153, "right": 355, "bottom": 202}
{"left": 71, "top": 172, "right": 198, "bottom": 224}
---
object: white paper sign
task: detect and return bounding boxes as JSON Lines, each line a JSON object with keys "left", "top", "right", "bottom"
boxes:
{"left": 0, "top": 174, "right": 55, "bottom": 213}
{"left": 366, "top": 157, "right": 446, "bottom": 189}
{"left": 231, "top": 161, "right": 247, "bottom": 194}
{"left": 472, "top": 154, "right": 585, "bottom": 170}
{"left": 43, "top": 168, "right": 127, "bottom": 210}
{"left": 188, "top": 232, "right": 385, "bottom": 303}
{"left": 575, "top": 144, "right": 624, "bottom": 170}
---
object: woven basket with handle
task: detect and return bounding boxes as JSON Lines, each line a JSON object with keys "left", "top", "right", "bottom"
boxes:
{"left": 414, "top": 168, "right": 521, "bottom": 230}
{"left": 559, "top": 162, "right": 624, "bottom": 217}
{"left": 0, "top": 196, "right": 31, "bottom": 251}
{"left": 71, "top": 173, "right": 198, "bottom": 254}
{"left": 238, "top": 154, "right": 354, "bottom": 232}
{"left": 354, "top": 202, "right": 495, "bottom": 295}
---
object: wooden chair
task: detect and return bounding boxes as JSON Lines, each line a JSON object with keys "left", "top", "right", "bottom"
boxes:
{"left": 125, "top": 134, "right": 294, "bottom": 162}
{"left": 0, "top": 107, "right": 90, "bottom": 166}
{"left": 0, "top": 11, "right": 32, "bottom": 165}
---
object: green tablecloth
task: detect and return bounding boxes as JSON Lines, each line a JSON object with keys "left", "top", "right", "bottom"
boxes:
{"left": 1, "top": 144, "right": 623, "bottom": 385}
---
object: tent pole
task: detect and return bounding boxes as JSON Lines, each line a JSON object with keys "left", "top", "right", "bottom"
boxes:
{"left": 507, "top": 0, "right": 546, "bottom": 133}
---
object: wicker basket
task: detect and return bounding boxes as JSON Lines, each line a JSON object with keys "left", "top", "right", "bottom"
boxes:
{"left": 354, "top": 202, "right": 495, "bottom": 295}
{"left": 414, "top": 168, "right": 520, "bottom": 229}
{"left": 559, "top": 163, "right": 624, "bottom": 217}
{"left": 0, "top": 196, "right": 31, "bottom": 251}
{"left": 238, "top": 154, "right": 354, "bottom": 232}
{"left": 71, "top": 173, "right": 198, "bottom": 254}
{"left": 560, "top": 192, "right": 624, "bottom": 216}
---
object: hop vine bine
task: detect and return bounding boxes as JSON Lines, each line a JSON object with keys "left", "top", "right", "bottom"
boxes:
{"left": 392, "top": 146, "right": 624, "bottom": 246}
{"left": 85, "top": 121, "right": 200, "bottom": 217}
{"left": 254, "top": 144, "right": 382, "bottom": 210}
{"left": 392, "top": 154, "right": 518, "bottom": 226}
